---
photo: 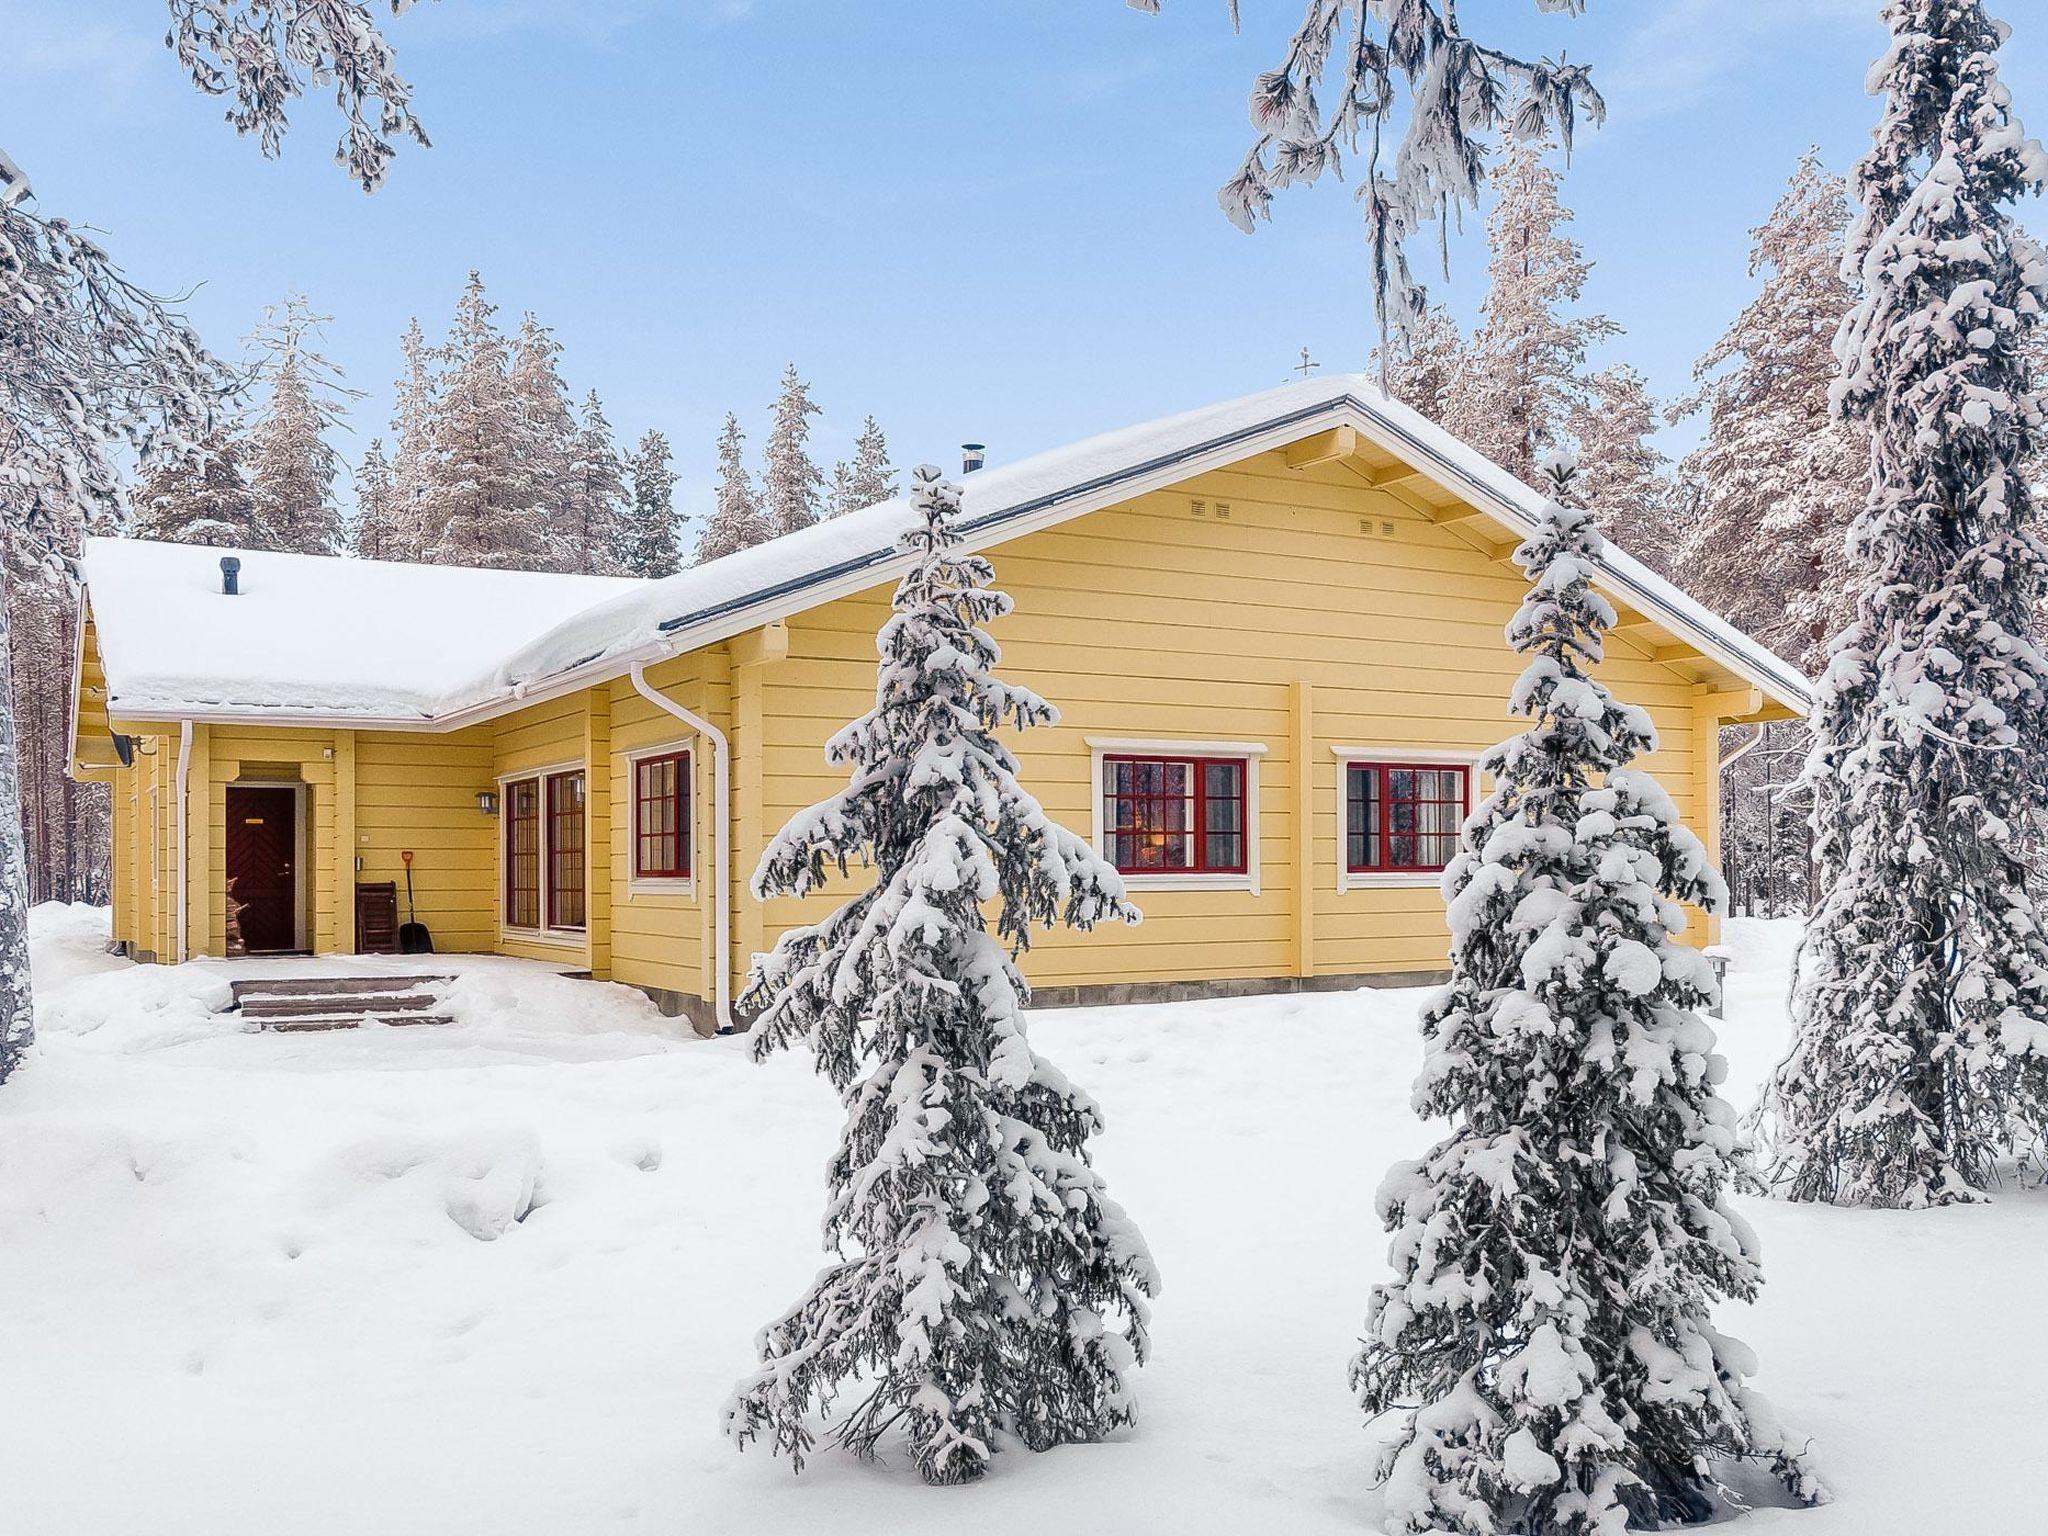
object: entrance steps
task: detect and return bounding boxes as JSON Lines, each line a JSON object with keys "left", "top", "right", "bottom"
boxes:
{"left": 230, "top": 974, "right": 455, "bottom": 1032}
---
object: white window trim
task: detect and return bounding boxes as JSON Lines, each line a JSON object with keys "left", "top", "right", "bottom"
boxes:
{"left": 497, "top": 760, "right": 590, "bottom": 944}
{"left": 1331, "top": 745, "right": 1485, "bottom": 894}
{"left": 624, "top": 739, "right": 697, "bottom": 899}
{"left": 1085, "top": 736, "right": 1267, "bottom": 895}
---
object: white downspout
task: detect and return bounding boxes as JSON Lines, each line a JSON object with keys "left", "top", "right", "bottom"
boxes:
{"left": 174, "top": 720, "right": 193, "bottom": 962}
{"left": 629, "top": 663, "right": 733, "bottom": 1033}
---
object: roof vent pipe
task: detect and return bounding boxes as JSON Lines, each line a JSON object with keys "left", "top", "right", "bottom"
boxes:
{"left": 219, "top": 555, "right": 241, "bottom": 596}
{"left": 961, "top": 443, "right": 986, "bottom": 475}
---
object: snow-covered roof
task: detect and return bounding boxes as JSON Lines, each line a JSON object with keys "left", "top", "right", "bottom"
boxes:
{"left": 81, "top": 375, "right": 1812, "bottom": 729}
{"left": 82, "top": 538, "right": 642, "bottom": 721}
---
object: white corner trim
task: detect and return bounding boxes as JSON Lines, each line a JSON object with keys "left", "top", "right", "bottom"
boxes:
{"left": 1333, "top": 749, "right": 1479, "bottom": 896}
{"left": 1087, "top": 737, "right": 1267, "bottom": 897}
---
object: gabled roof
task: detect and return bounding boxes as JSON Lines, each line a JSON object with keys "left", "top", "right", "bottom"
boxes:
{"left": 80, "top": 375, "right": 1812, "bottom": 733}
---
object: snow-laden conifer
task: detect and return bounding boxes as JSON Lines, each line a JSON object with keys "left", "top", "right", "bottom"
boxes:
{"left": 726, "top": 464, "right": 1157, "bottom": 1485}
{"left": 1374, "top": 306, "right": 1466, "bottom": 423}
{"left": 563, "top": 389, "right": 629, "bottom": 574}
{"left": 762, "top": 363, "right": 825, "bottom": 537}
{"left": 1565, "top": 365, "right": 1677, "bottom": 571}
{"left": 243, "top": 293, "right": 356, "bottom": 554}
{"left": 830, "top": 414, "right": 896, "bottom": 515}
{"left": 697, "top": 413, "right": 771, "bottom": 563}
{"left": 386, "top": 316, "right": 435, "bottom": 562}
{"left": 134, "top": 426, "right": 266, "bottom": 548}
{"left": 1756, "top": 0, "right": 2048, "bottom": 1207}
{"left": 511, "top": 311, "right": 579, "bottom": 568}
{"left": 623, "top": 429, "right": 680, "bottom": 578}
{"left": 1355, "top": 455, "right": 1819, "bottom": 1533}
{"left": 351, "top": 439, "right": 399, "bottom": 560}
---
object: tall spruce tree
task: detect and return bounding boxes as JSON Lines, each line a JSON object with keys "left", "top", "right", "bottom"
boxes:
{"left": 726, "top": 465, "right": 1157, "bottom": 1485}
{"left": 387, "top": 316, "right": 435, "bottom": 562}
{"left": 133, "top": 425, "right": 266, "bottom": 547}
{"left": 242, "top": 293, "right": 355, "bottom": 554}
{"left": 697, "top": 413, "right": 771, "bottom": 563}
{"left": 830, "top": 414, "right": 897, "bottom": 515}
{"left": 351, "top": 439, "right": 400, "bottom": 560}
{"left": 1374, "top": 305, "right": 1466, "bottom": 424}
{"left": 1445, "top": 131, "right": 1618, "bottom": 485}
{"left": 511, "top": 311, "right": 579, "bottom": 567}
{"left": 762, "top": 363, "right": 825, "bottom": 537}
{"left": 417, "top": 272, "right": 550, "bottom": 570}
{"left": 1566, "top": 364, "right": 1678, "bottom": 570}
{"left": 1675, "top": 153, "right": 1866, "bottom": 674}
{"left": 563, "top": 389, "right": 629, "bottom": 574}
{"left": 1355, "top": 455, "right": 1819, "bottom": 1533}
{"left": 624, "top": 428, "right": 681, "bottom": 578}
{"left": 1756, "top": 1, "right": 2048, "bottom": 1207}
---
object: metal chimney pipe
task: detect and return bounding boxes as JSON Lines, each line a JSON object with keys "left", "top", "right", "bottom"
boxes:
{"left": 220, "top": 555, "right": 241, "bottom": 595}
{"left": 961, "top": 442, "right": 986, "bottom": 475}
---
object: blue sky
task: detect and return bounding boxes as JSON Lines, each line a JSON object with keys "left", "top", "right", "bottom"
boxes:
{"left": 6, "top": 2, "right": 2045, "bottom": 527}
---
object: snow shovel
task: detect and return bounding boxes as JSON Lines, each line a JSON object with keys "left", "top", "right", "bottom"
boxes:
{"left": 399, "top": 850, "right": 434, "bottom": 954}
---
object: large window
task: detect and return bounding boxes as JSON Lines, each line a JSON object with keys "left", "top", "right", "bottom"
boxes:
{"left": 1103, "top": 754, "right": 1247, "bottom": 875}
{"left": 503, "top": 768, "right": 585, "bottom": 932}
{"left": 1345, "top": 762, "right": 1468, "bottom": 875}
{"left": 504, "top": 777, "right": 541, "bottom": 928}
{"left": 633, "top": 750, "right": 692, "bottom": 881}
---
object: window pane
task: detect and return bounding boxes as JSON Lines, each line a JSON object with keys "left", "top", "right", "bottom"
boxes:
{"left": 506, "top": 778, "right": 540, "bottom": 927}
{"left": 548, "top": 772, "right": 586, "bottom": 928}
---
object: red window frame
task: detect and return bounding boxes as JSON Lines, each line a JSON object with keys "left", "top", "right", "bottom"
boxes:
{"left": 1345, "top": 761, "right": 1469, "bottom": 875}
{"left": 546, "top": 770, "right": 586, "bottom": 931}
{"left": 633, "top": 751, "right": 692, "bottom": 880}
{"left": 1103, "top": 754, "right": 1249, "bottom": 876}
{"left": 504, "top": 777, "right": 541, "bottom": 928}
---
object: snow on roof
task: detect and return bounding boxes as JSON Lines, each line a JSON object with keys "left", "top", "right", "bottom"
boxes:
{"left": 494, "top": 373, "right": 1814, "bottom": 713}
{"left": 81, "top": 376, "right": 1812, "bottom": 727}
{"left": 82, "top": 538, "right": 643, "bottom": 721}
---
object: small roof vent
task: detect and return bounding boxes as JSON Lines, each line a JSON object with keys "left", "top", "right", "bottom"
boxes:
{"left": 220, "top": 555, "right": 241, "bottom": 596}
{"left": 961, "top": 442, "right": 986, "bottom": 475}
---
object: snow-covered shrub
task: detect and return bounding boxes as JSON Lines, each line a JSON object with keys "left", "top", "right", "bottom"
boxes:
{"left": 725, "top": 465, "right": 1157, "bottom": 1485}
{"left": 1353, "top": 457, "right": 1821, "bottom": 1533}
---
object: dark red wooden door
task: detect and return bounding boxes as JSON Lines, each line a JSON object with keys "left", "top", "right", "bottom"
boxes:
{"left": 226, "top": 786, "right": 298, "bottom": 953}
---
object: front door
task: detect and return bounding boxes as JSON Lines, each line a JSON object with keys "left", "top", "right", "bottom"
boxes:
{"left": 225, "top": 785, "right": 299, "bottom": 954}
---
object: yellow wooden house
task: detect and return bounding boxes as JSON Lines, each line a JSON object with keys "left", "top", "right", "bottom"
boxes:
{"left": 68, "top": 377, "right": 1807, "bottom": 1031}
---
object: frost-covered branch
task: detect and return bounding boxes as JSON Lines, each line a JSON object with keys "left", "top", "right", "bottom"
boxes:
{"left": 1136, "top": 0, "right": 1602, "bottom": 347}
{"left": 163, "top": 0, "right": 434, "bottom": 191}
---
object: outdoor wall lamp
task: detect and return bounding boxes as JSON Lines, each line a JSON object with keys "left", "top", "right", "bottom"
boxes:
{"left": 477, "top": 790, "right": 499, "bottom": 815}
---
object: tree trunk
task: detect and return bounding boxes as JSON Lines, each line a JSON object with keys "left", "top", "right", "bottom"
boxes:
{"left": 0, "top": 569, "right": 37, "bottom": 1082}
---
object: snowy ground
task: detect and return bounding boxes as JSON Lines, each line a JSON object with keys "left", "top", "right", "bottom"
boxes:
{"left": 5, "top": 906, "right": 2044, "bottom": 1535}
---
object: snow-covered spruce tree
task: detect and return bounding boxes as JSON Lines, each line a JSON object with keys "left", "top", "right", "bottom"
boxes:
{"left": 133, "top": 424, "right": 266, "bottom": 547}
{"left": 385, "top": 316, "right": 435, "bottom": 562}
{"left": 417, "top": 273, "right": 550, "bottom": 571}
{"left": 1566, "top": 365, "right": 1679, "bottom": 571}
{"left": 563, "top": 389, "right": 630, "bottom": 574}
{"left": 1141, "top": 0, "right": 1601, "bottom": 350}
{"left": 1355, "top": 455, "right": 1819, "bottom": 1533}
{"left": 1373, "top": 305, "right": 1467, "bottom": 424}
{"left": 351, "top": 439, "right": 399, "bottom": 560}
{"left": 243, "top": 292, "right": 356, "bottom": 554}
{"left": 830, "top": 414, "right": 896, "bottom": 515}
{"left": 762, "top": 363, "right": 825, "bottom": 538}
{"left": 623, "top": 428, "right": 681, "bottom": 578}
{"left": 727, "top": 464, "right": 1157, "bottom": 1485}
{"left": 1443, "top": 130, "right": 1619, "bottom": 485}
{"left": 697, "top": 413, "right": 771, "bottom": 563}
{"left": 511, "top": 311, "right": 579, "bottom": 569}
{"left": 0, "top": 163, "right": 228, "bottom": 1081}
{"left": 1675, "top": 152, "right": 1866, "bottom": 675}
{"left": 1755, "top": 1, "right": 2048, "bottom": 1208}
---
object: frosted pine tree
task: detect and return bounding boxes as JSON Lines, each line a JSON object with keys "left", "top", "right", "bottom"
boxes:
{"left": 1373, "top": 306, "right": 1466, "bottom": 424}
{"left": 1443, "top": 131, "right": 1618, "bottom": 484}
{"left": 697, "top": 413, "right": 771, "bottom": 563}
{"left": 134, "top": 425, "right": 266, "bottom": 547}
{"left": 727, "top": 464, "right": 1157, "bottom": 1485}
{"left": 1355, "top": 455, "right": 1819, "bottom": 1532}
{"left": 563, "top": 389, "right": 630, "bottom": 574}
{"left": 1756, "top": 1, "right": 2048, "bottom": 1208}
{"left": 1565, "top": 365, "right": 1678, "bottom": 570}
{"left": 511, "top": 311, "right": 579, "bottom": 569}
{"left": 623, "top": 428, "right": 681, "bottom": 578}
{"left": 386, "top": 316, "right": 436, "bottom": 562}
{"left": 1675, "top": 153, "right": 1866, "bottom": 674}
{"left": 417, "top": 273, "right": 550, "bottom": 570}
{"left": 830, "top": 414, "right": 896, "bottom": 515}
{"left": 243, "top": 293, "right": 356, "bottom": 554}
{"left": 762, "top": 363, "right": 825, "bottom": 537}
{"left": 351, "top": 439, "right": 399, "bottom": 560}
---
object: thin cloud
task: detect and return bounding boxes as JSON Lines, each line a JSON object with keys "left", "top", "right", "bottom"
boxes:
{"left": 1600, "top": 0, "right": 1875, "bottom": 121}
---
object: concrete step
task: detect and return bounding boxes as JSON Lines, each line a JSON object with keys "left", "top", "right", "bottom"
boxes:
{"left": 264, "top": 1013, "right": 455, "bottom": 1033}
{"left": 230, "top": 975, "right": 449, "bottom": 1002}
{"left": 238, "top": 992, "right": 443, "bottom": 1020}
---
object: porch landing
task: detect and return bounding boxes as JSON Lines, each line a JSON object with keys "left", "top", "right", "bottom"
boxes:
{"left": 189, "top": 953, "right": 591, "bottom": 1033}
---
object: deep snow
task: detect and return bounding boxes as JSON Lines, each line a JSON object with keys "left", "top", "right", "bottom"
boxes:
{"left": 4, "top": 903, "right": 2044, "bottom": 1534}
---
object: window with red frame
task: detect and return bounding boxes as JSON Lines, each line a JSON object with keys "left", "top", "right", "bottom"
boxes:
{"left": 546, "top": 771, "right": 586, "bottom": 929}
{"left": 633, "top": 751, "right": 692, "bottom": 880}
{"left": 504, "top": 777, "right": 541, "bottom": 927}
{"left": 1103, "top": 755, "right": 1247, "bottom": 875}
{"left": 1346, "top": 762, "right": 1468, "bottom": 874}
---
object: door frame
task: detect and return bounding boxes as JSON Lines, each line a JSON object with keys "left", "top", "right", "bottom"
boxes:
{"left": 226, "top": 779, "right": 310, "bottom": 953}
